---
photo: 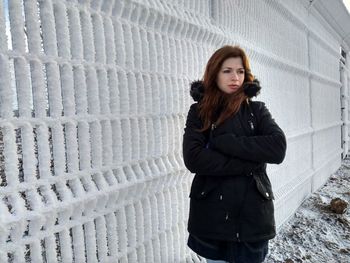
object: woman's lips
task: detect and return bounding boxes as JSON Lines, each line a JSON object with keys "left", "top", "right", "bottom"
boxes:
{"left": 228, "top": 85, "right": 239, "bottom": 89}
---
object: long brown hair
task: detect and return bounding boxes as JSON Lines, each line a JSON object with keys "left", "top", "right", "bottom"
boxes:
{"left": 198, "top": 45, "right": 254, "bottom": 131}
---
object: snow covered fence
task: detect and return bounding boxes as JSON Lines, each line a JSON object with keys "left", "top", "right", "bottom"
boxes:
{"left": 0, "top": 0, "right": 349, "bottom": 262}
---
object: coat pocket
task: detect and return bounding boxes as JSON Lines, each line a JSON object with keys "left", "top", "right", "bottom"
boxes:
{"left": 189, "top": 176, "right": 221, "bottom": 200}
{"left": 254, "top": 173, "right": 274, "bottom": 200}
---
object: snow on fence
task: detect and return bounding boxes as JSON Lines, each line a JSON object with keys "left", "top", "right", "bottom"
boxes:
{"left": 0, "top": 0, "right": 345, "bottom": 262}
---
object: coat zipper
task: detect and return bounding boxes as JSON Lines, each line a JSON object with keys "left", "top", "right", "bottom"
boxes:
{"left": 248, "top": 120, "right": 254, "bottom": 130}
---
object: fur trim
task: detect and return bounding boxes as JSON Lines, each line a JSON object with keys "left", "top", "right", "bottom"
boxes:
{"left": 189, "top": 79, "right": 261, "bottom": 101}
{"left": 242, "top": 79, "right": 261, "bottom": 98}
{"left": 190, "top": 80, "right": 204, "bottom": 102}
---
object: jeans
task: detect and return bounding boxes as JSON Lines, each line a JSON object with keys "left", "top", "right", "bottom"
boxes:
{"left": 188, "top": 234, "right": 268, "bottom": 263}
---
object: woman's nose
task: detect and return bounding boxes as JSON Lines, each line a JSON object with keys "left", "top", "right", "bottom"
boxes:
{"left": 231, "top": 72, "right": 238, "bottom": 80}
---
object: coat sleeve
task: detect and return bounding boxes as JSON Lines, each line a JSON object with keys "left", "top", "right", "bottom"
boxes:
{"left": 182, "top": 103, "right": 262, "bottom": 175}
{"left": 211, "top": 102, "right": 287, "bottom": 164}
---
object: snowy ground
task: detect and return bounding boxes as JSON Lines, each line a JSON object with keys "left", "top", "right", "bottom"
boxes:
{"left": 265, "top": 158, "right": 350, "bottom": 263}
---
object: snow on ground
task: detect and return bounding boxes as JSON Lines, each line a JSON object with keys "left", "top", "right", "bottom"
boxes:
{"left": 265, "top": 158, "right": 350, "bottom": 263}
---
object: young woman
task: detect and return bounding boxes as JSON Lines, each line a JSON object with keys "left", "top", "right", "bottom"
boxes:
{"left": 182, "top": 45, "right": 287, "bottom": 263}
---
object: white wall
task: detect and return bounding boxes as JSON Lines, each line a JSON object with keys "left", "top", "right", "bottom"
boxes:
{"left": 0, "top": 0, "right": 348, "bottom": 262}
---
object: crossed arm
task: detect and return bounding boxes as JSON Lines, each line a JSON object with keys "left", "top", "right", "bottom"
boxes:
{"left": 182, "top": 103, "right": 263, "bottom": 176}
{"left": 210, "top": 102, "right": 287, "bottom": 164}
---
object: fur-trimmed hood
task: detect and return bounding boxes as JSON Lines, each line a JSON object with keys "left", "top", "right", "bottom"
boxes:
{"left": 190, "top": 79, "right": 261, "bottom": 102}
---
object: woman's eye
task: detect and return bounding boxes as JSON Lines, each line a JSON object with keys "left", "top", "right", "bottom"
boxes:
{"left": 238, "top": 70, "right": 245, "bottom": 74}
{"left": 223, "top": 70, "right": 230, "bottom": 73}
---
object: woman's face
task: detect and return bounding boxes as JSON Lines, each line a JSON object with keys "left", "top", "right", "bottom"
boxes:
{"left": 216, "top": 57, "right": 245, "bottom": 94}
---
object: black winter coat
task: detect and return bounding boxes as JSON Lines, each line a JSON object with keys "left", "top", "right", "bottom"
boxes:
{"left": 183, "top": 83, "right": 287, "bottom": 242}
